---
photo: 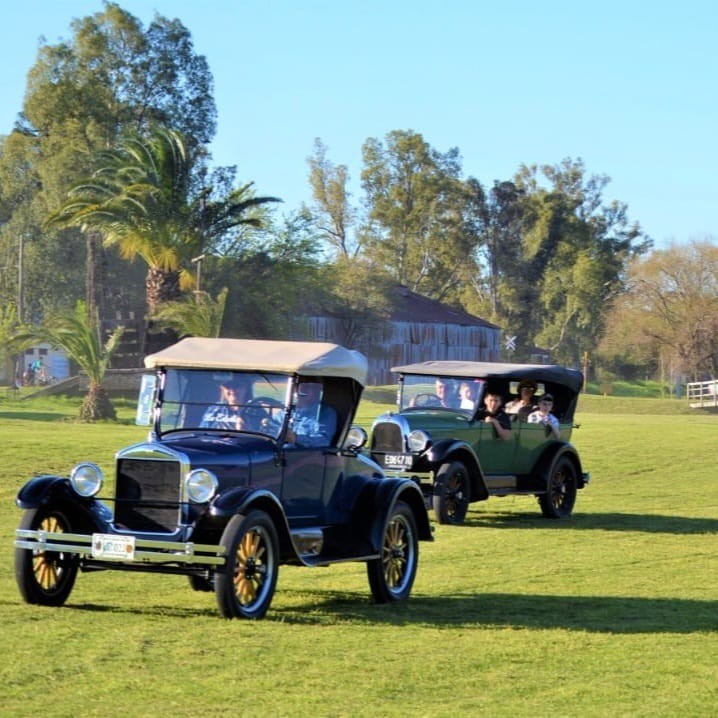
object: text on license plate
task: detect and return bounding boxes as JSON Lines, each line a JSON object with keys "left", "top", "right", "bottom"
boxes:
{"left": 383, "top": 453, "right": 413, "bottom": 469}
{"left": 92, "top": 533, "right": 136, "bottom": 560}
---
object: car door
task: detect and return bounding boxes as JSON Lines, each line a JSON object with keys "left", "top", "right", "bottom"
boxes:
{"left": 281, "top": 447, "right": 326, "bottom": 526}
{"left": 512, "top": 420, "right": 553, "bottom": 474}
{"left": 281, "top": 447, "right": 345, "bottom": 527}
{"left": 474, "top": 420, "right": 517, "bottom": 475}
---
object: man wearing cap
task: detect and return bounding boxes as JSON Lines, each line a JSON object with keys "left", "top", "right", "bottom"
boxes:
{"left": 505, "top": 378, "right": 538, "bottom": 421}
{"left": 200, "top": 376, "right": 253, "bottom": 430}
{"left": 286, "top": 381, "right": 337, "bottom": 447}
{"left": 527, "top": 393, "right": 561, "bottom": 439}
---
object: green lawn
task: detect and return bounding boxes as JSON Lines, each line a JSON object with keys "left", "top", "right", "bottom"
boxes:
{"left": 0, "top": 393, "right": 716, "bottom": 717}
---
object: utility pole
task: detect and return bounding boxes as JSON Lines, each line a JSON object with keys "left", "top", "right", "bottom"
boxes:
{"left": 582, "top": 351, "right": 590, "bottom": 392}
{"left": 15, "top": 232, "right": 25, "bottom": 384}
{"left": 17, "top": 232, "right": 24, "bottom": 323}
{"left": 191, "top": 254, "right": 206, "bottom": 301}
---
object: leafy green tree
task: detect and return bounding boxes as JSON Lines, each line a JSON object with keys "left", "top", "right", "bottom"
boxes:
{"left": 0, "top": 303, "right": 24, "bottom": 382}
{"left": 15, "top": 302, "right": 124, "bottom": 421}
{"left": 599, "top": 240, "right": 718, "bottom": 380}
{"left": 153, "top": 288, "right": 228, "bottom": 338}
{"left": 307, "top": 138, "right": 358, "bottom": 258}
{"left": 0, "top": 2, "right": 217, "bottom": 324}
{"left": 360, "top": 130, "right": 475, "bottom": 299}
{"left": 506, "top": 158, "right": 650, "bottom": 364}
{"left": 313, "top": 258, "right": 394, "bottom": 352}
{"left": 458, "top": 178, "right": 527, "bottom": 323}
{"left": 208, "top": 209, "right": 323, "bottom": 339}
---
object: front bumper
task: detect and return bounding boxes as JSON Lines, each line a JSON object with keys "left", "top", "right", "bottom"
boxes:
{"left": 15, "top": 529, "right": 226, "bottom": 567}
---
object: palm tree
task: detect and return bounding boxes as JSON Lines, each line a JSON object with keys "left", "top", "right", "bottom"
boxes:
{"left": 0, "top": 303, "right": 23, "bottom": 385}
{"left": 47, "top": 126, "right": 280, "bottom": 343}
{"left": 153, "top": 287, "right": 228, "bottom": 338}
{"left": 15, "top": 302, "right": 124, "bottom": 421}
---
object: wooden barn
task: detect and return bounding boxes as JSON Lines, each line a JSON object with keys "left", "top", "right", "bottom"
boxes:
{"left": 291, "top": 285, "right": 501, "bottom": 385}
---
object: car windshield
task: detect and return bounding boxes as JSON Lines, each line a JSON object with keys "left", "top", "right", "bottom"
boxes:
{"left": 399, "top": 374, "right": 485, "bottom": 415}
{"left": 158, "top": 369, "right": 290, "bottom": 438}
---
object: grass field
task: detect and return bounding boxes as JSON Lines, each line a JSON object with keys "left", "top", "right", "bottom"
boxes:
{"left": 0, "top": 391, "right": 716, "bottom": 717}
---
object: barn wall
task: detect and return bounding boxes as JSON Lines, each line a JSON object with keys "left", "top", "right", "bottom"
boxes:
{"left": 291, "top": 317, "right": 501, "bottom": 386}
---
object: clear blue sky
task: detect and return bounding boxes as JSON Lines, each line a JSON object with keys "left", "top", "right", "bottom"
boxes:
{"left": 1, "top": 1, "right": 716, "bottom": 247}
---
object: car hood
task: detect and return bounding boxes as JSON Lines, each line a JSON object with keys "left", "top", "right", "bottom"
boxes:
{"left": 151, "top": 433, "right": 276, "bottom": 467}
{"left": 373, "top": 410, "right": 473, "bottom": 431}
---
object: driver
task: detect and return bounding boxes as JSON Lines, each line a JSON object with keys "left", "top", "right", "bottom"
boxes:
{"left": 435, "top": 378, "right": 459, "bottom": 408}
{"left": 200, "top": 376, "right": 254, "bottom": 430}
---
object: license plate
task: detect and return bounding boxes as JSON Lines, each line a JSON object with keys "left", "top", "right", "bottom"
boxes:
{"left": 92, "top": 533, "right": 136, "bottom": 561}
{"left": 383, "top": 453, "right": 414, "bottom": 469}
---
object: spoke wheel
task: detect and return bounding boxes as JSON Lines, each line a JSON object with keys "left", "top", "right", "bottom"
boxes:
{"left": 216, "top": 511, "right": 279, "bottom": 619}
{"left": 432, "top": 461, "right": 470, "bottom": 525}
{"left": 367, "top": 501, "right": 418, "bottom": 603}
{"left": 15, "top": 508, "right": 78, "bottom": 606}
{"left": 538, "top": 457, "right": 578, "bottom": 518}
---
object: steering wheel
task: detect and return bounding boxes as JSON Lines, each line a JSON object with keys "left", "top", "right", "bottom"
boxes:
{"left": 411, "top": 393, "right": 443, "bottom": 407}
{"left": 243, "top": 396, "right": 285, "bottom": 429}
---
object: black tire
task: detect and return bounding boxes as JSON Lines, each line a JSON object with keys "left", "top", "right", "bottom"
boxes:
{"left": 538, "top": 456, "right": 578, "bottom": 518}
{"left": 15, "top": 507, "right": 79, "bottom": 606}
{"left": 432, "top": 461, "right": 470, "bottom": 525}
{"left": 215, "top": 511, "right": 279, "bottom": 619}
{"left": 188, "top": 574, "right": 214, "bottom": 592}
{"left": 367, "top": 501, "right": 419, "bottom": 603}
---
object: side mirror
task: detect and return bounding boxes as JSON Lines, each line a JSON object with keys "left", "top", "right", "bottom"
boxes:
{"left": 343, "top": 426, "right": 368, "bottom": 451}
{"left": 135, "top": 374, "right": 157, "bottom": 426}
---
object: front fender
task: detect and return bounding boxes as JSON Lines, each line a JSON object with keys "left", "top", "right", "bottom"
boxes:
{"left": 15, "top": 475, "right": 110, "bottom": 532}
{"left": 16, "top": 475, "right": 73, "bottom": 509}
{"left": 424, "top": 439, "right": 489, "bottom": 502}
{"left": 368, "top": 479, "right": 433, "bottom": 551}
{"left": 208, "top": 487, "right": 294, "bottom": 559}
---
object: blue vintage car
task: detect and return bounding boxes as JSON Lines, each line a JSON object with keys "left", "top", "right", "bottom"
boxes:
{"left": 14, "top": 338, "right": 432, "bottom": 619}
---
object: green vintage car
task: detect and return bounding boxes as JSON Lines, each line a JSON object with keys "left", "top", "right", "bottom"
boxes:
{"left": 369, "top": 361, "right": 590, "bottom": 524}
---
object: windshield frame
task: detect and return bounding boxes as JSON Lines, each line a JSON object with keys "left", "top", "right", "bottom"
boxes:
{"left": 398, "top": 374, "right": 485, "bottom": 416}
{"left": 155, "top": 368, "right": 292, "bottom": 438}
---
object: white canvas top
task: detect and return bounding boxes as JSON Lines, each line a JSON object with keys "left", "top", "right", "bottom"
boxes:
{"left": 144, "top": 337, "right": 368, "bottom": 385}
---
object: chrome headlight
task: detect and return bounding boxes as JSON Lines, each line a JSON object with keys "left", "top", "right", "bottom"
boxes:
{"left": 70, "top": 462, "right": 104, "bottom": 497}
{"left": 407, "top": 430, "right": 430, "bottom": 452}
{"left": 185, "top": 469, "right": 218, "bottom": 503}
{"left": 344, "top": 426, "right": 368, "bottom": 450}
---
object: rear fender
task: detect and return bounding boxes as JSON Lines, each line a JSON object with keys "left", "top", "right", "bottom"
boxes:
{"left": 533, "top": 443, "right": 584, "bottom": 488}
{"left": 425, "top": 439, "right": 489, "bottom": 501}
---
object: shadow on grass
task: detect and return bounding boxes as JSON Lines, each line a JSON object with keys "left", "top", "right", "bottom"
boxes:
{"left": 7, "top": 592, "right": 715, "bottom": 634}
{"left": 0, "top": 410, "right": 136, "bottom": 424}
{"left": 0, "top": 410, "right": 71, "bottom": 422}
{"left": 268, "top": 592, "right": 718, "bottom": 633}
{"left": 463, "top": 511, "right": 718, "bottom": 535}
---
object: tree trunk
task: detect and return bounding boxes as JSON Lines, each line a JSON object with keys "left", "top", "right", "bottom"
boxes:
{"left": 79, "top": 381, "right": 116, "bottom": 422}
{"left": 144, "top": 266, "right": 181, "bottom": 355}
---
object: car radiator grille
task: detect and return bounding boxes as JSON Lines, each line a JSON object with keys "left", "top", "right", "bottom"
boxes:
{"left": 115, "top": 458, "right": 182, "bottom": 533}
{"left": 371, "top": 422, "right": 404, "bottom": 452}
